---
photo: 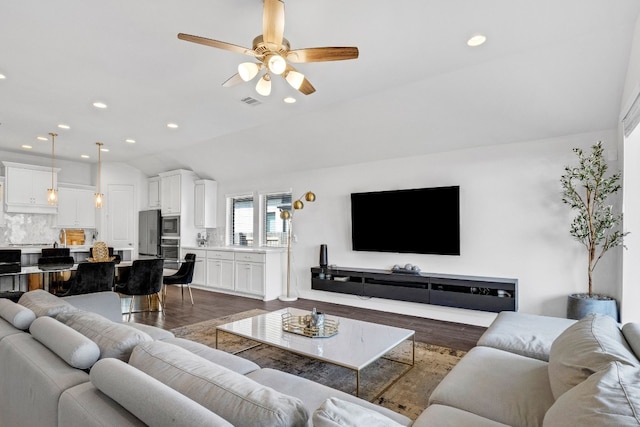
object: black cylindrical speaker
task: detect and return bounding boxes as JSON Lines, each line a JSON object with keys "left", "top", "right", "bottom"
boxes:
{"left": 319, "top": 244, "right": 328, "bottom": 267}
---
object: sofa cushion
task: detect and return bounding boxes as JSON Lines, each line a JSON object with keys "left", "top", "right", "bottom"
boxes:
{"left": 622, "top": 323, "right": 640, "bottom": 359}
{"left": 477, "top": 311, "right": 576, "bottom": 361}
{"left": 163, "top": 337, "right": 260, "bottom": 375}
{"left": 548, "top": 313, "right": 640, "bottom": 399}
{"left": 18, "top": 289, "right": 77, "bottom": 317}
{"left": 313, "top": 397, "right": 404, "bottom": 427}
{"left": 428, "top": 346, "right": 554, "bottom": 427}
{"left": 56, "top": 310, "right": 152, "bottom": 361}
{"left": 412, "top": 404, "right": 512, "bottom": 427}
{"left": 30, "top": 316, "right": 100, "bottom": 369}
{"left": 0, "top": 298, "right": 36, "bottom": 330}
{"left": 543, "top": 361, "right": 640, "bottom": 426}
{"left": 129, "top": 341, "right": 308, "bottom": 427}
{"left": 124, "top": 321, "right": 175, "bottom": 341}
{"left": 88, "top": 358, "right": 233, "bottom": 426}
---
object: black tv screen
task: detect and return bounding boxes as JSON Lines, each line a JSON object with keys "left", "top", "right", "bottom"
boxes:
{"left": 350, "top": 186, "right": 460, "bottom": 255}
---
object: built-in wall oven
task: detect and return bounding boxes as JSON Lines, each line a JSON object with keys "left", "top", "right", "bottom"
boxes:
{"left": 160, "top": 237, "right": 180, "bottom": 269}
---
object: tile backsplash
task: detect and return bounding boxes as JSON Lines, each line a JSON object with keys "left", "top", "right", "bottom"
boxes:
{"left": 1, "top": 213, "right": 66, "bottom": 246}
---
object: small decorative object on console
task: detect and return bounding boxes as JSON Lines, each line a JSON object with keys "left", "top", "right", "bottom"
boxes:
{"left": 391, "top": 263, "right": 421, "bottom": 274}
{"left": 282, "top": 310, "right": 339, "bottom": 338}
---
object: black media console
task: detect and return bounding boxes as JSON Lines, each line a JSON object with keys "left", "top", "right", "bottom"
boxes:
{"left": 311, "top": 266, "right": 518, "bottom": 313}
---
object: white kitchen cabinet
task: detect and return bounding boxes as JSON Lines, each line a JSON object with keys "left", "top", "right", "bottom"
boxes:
{"left": 148, "top": 177, "right": 160, "bottom": 209}
{"left": 194, "top": 179, "right": 217, "bottom": 228}
{"left": 57, "top": 186, "right": 96, "bottom": 228}
{"left": 234, "top": 252, "right": 266, "bottom": 296}
{"left": 160, "top": 172, "right": 181, "bottom": 215}
{"left": 206, "top": 250, "right": 234, "bottom": 290}
{"left": 2, "top": 162, "right": 60, "bottom": 213}
{"left": 0, "top": 178, "right": 5, "bottom": 227}
{"left": 180, "top": 248, "right": 207, "bottom": 286}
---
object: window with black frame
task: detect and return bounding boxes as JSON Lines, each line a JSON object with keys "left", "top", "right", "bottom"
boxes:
{"left": 264, "top": 192, "right": 291, "bottom": 247}
{"left": 230, "top": 195, "right": 254, "bottom": 246}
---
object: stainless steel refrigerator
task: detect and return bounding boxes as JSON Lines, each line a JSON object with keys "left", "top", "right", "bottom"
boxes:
{"left": 138, "top": 209, "right": 161, "bottom": 256}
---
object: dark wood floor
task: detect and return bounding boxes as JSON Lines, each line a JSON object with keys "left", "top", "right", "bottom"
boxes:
{"left": 130, "top": 287, "right": 487, "bottom": 352}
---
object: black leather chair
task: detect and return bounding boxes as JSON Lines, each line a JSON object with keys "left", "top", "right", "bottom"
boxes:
{"left": 115, "top": 258, "right": 165, "bottom": 321}
{"left": 55, "top": 261, "right": 116, "bottom": 297}
{"left": 41, "top": 248, "right": 71, "bottom": 257}
{"left": 163, "top": 253, "right": 196, "bottom": 305}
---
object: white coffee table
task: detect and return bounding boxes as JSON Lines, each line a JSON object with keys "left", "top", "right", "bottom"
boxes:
{"left": 215, "top": 307, "right": 415, "bottom": 396}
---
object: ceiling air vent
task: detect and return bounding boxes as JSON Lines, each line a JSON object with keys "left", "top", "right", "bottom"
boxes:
{"left": 240, "top": 97, "right": 262, "bottom": 106}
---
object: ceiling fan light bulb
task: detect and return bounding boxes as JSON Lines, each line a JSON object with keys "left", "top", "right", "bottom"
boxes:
{"left": 238, "top": 62, "right": 260, "bottom": 81}
{"left": 256, "top": 74, "right": 272, "bottom": 96}
{"left": 267, "top": 55, "right": 286, "bottom": 75}
{"left": 285, "top": 70, "right": 304, "bottom": 90}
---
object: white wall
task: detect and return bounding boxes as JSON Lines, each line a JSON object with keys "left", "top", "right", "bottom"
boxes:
{"left": 216, "top": 130, "right": 621, "bottom": 327}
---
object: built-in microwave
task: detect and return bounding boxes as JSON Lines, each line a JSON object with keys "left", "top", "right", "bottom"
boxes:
{"left": 161, "top": 216, "right": 180, "bottom": 236}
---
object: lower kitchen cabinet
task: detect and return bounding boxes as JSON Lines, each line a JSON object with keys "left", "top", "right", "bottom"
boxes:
{"left": 181, "top": 247, "right": 284, "bottom": 301}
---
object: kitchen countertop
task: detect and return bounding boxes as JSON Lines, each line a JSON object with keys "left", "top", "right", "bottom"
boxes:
{"left": 0, "top": 245, "right": 135, "bottom": 254}
{"left": 181, "top": 245, "right": 286, "bottom": 253}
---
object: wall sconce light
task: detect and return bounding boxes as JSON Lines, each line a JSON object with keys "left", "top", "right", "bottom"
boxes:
{"left": 47, "top": 132, "right": 58, "bottom": 205}
{"left": 279, "top": 191, "right": 316, "bottom": 302}
{"left": 94, "top": 142, "right": 104, "bottom": 208}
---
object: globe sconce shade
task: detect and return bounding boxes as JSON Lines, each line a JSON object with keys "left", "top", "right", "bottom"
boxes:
{"left": 293, "top": 200, "right": 304, "bottom": 210}
{"left": 304, "top": 191, "right": 316, "bottom": 202}
{"left": 280, "top": 210, "right": 291, "bottom": 220}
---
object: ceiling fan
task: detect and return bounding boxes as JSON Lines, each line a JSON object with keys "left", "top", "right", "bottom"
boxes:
{"left": 177, "top": 0, "right": 359, "bottom": 96}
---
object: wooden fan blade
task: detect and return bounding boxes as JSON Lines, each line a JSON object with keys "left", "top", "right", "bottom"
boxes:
{"left": 287, "top": 47, "right": 359, "bottom": 63}
{"left": 263, "top": 0, "right": 285, "bottom": 48}
{"left": 222, "top": 73, "right": 245, "bottom": 87}
{"left": 178, "top": 33, "right": 256, "bottom": 57}
{"left": 298, "top": 78, "right": 316, "bottom": 95}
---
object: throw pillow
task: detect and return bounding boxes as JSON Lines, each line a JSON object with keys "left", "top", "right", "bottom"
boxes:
{"left": 17, "top": 289, "right": 77, "bottom": 317}
{"left": 622, "top": 323, "right": 640, "bottom": 359}
{"left": 543, "top": 361, "right": 640, "bottom": 426}
{"left": 0, "top": 298, "right": 36, "bottom": 330}
{"left": 56, "top": 310, "right": 152, "bottom": 361}
{"left": 29, "top": 316, "right": 100, "bottom": 369}
{"left": 313, "top": 397, "right": 404, "bottom": 427}
{"left": 548, "top": 313, "right": 640, "bottom": 399}
{"left": 129, "top": 340, "right": 309, "bottom": 427}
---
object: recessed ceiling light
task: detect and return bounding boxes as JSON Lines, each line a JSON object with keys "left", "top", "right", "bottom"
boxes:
{"left": 283, "top": 97, "right": 296, "bottom": 104}
{"left": 21, "top": 145, "right": 32, "bottom": 149}
{"left": 467, "top": 34, "right": 487, "bottom": 47}
{"left": 57, "top": 124, "right": 70, "bottom": 129}
{"left": 125, "top": 139, "right": 136, "bottom": 144}
{"left": 100, "top": 148, "right": 109, "bottom": 152}
{"left": 81, "top": 154, "right": 90, "bottom": 159}
{"left": 167, "top": 123, "right": 179, "bottom": 129}
{"left": 93, "top": 101, "right": 108, "bottom": 109}
{"left": 0, "top": 74, "right": 6, "bottom": 79}
{"left": 36, "top": 136, "right": 48, "bottom": 141}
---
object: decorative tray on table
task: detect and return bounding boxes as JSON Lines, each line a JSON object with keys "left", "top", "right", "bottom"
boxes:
{"left": 281, "top": 312, "right": 339, "bottom": 338}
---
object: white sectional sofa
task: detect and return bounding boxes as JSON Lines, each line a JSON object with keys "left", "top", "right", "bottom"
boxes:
{"left": 415, "top": 311, "right": 640, "bottom": 427}
{"left": 0, "top": 290, "right": 412, "bottom": 427}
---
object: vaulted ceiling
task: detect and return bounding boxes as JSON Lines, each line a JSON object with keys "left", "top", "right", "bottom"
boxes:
{"left": 1, "top": 1, "right": 639, "bottom": 181}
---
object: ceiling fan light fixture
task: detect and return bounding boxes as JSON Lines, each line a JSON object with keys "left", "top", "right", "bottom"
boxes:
{"left": 266, "top": 54, "right": 286, "bottom": 75}
{"left": 285, "top": 70, "right": 304, "bottom": 90}
{"left": 238, "top": 62, "right": 261, "bottom": 81}
{"left": 256, "top": 74, "right": 272, "bottom": 96}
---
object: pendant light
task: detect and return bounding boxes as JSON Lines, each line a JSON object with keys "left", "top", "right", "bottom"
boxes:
{"left": 94, "top": 142, "right": 104, "bottom": 208}
{"left": 47, "top": 132, "right": 58, "bottom": 205}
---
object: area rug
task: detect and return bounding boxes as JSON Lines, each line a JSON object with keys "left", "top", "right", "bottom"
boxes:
{"left": 170, "top": 310, "right": 466, "bottom": 420}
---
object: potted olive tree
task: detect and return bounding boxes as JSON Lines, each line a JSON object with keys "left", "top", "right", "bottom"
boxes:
{"left": 561, "top": 141, "right": 628, "bottom": 320}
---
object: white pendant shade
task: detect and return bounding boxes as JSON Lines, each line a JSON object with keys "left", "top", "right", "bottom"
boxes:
{"left": 238, "top": 62, "right": 260, "bottom": 81}
{"left": 267, "top": 54, "right": 286, "bottom": 75}
{"left": 285, "top": 70, "right": 304, "bottom": 90}
{"left": 256, "top": 74, "right": 272, "bottom": 96}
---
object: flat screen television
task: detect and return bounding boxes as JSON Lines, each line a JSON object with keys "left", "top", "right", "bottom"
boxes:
{"left": 350, "top": 186, "right": 460, "bottom": 255}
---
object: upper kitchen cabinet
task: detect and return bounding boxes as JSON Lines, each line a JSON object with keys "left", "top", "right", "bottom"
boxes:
{"left": 194, "top": 179, "right": 217, "bottom": 228}
{"left": 2, "top": 162, "right": 60, "bottom": 214}
{"left": 56, "top": 185, "right": 96, "bottom": 228}
{"left": 148, "top": 176, "right": 161, "bottom": 209}
{"left": 0, "top": 177, "right": 5, "bottom": 227}
{"left": 159, "top": 171, "right": 182, "bottom": 215}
